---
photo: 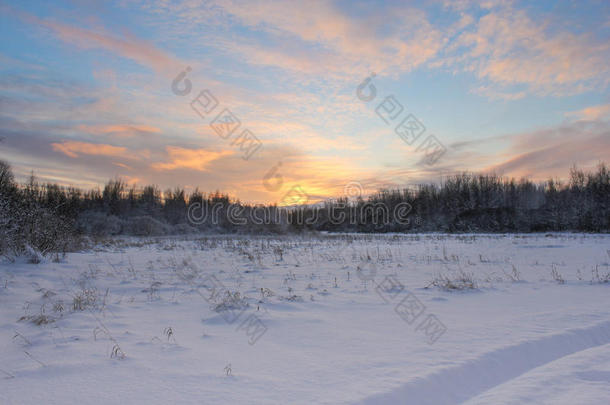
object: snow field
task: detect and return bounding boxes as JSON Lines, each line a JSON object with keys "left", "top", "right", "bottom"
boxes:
{"left": 1, "top": 233, "right": 609, "bottom": 404}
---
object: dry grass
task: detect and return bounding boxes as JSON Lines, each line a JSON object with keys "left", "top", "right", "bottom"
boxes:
{"left": 428, "top": 269, "right": 478, "bottom": 291}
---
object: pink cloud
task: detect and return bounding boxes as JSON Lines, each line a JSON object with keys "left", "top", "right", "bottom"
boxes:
{"left": 43, "top": 20, "right": 180, "bottom": 75}
{"left": 567, "top": 104, "right": 610, "bottom": 122}
{"left": 6, "top": 4, "right": 184, "bottom": 77}
{"left": 445, "top": 5, "right": 610, "bottom": 97}
{"left": 484, "top": 121, "right": 610, "bottom": 179}
{"left": 78, "top": 124, "right": 162, "bottom": 137}
{"left": 176, "top": 0, "right": 445, "bottom": 78}
{"left": 51, "top": 141, "right": 129, "bottom": 158}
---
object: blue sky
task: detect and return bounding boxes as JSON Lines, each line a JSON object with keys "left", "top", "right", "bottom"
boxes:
{"left": 0, "top": 0, "right": 609, "bottom": 204}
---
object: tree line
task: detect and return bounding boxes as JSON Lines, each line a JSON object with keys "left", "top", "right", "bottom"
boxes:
{"left": 0, "top": 160, "right": 608, "bottom": 257}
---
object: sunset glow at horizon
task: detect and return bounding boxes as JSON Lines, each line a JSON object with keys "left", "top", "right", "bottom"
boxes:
{"left": 1, "top": 0, "right": 609, "bottom": 205}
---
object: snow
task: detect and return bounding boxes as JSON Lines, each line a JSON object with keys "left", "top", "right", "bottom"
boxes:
{"left": 1, "top": 233, "right": 609, "bottom": 404}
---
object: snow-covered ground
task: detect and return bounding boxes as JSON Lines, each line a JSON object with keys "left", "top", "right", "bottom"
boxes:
{"left": 1, "top": 233, "right": 609, "bottom": 404}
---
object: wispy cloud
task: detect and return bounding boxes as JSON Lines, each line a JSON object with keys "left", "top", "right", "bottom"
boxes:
{"left": 8, "top": 4, "right": 183, "bottom": 76}
{"left": 51, "top": 141, "right": 129, "bottom": 158}
{"left": 485, "top": 121, "right": 610, "bottom": 178}
{"left": 152, "top": 146, "right": 233, "bottom": 171}
{"left": 1, "top": 0, "right": 609, "bottom": 203}
{"left": 44, "top": 21, "right": 181, "bottom": 76}
{"left": 442, "top": 3, "right": 610, "bottom": 98}
{"left": 77, "top": 124, "right": 162, "bottom": 137}
{"left": 149, "top": 0, "right": 445, "bottom": 79}
{"left": 566, "top": 104, "right": 610, "bottom": 122}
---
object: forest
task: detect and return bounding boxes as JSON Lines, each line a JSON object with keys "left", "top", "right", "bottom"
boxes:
{"left": 1, "top": 159, "right": 608, "bottom": 258}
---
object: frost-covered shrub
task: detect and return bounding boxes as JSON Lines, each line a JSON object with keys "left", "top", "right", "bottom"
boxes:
{"left": 171, "top": 223, "right": 197, "bottom": 235}
{"left": 279, "top": 294, "right": 304, "bottom": 302}
{"left": 19, "top": 312, "right": 55, "bottom": 326}
{"left": 213, "top": 291, "right": 249, "bottom": 312}
{"left": 124, "top": 215, "right": 170, "bottom": 236}
{"left": 77, "top": 211, "right": 122, "bottom": 236}
{"left": 0, "top": 161, "right": 81, "bottom": 260}
{"left": 72, "top": 288, "right": 99, "bottom": 311}
{"left": 0, "top": 161, "right": 19, "bottom": 256}
{"left": 76, "top": 213, "right": 192, "bottom": 237}
{"left": 22, "top": 207, "right": 77, "bottom": 254}
{"left": 428, "top": 270, "right": 478, "bottom": 291}
{"left": 591, "top": 266, "right": 610, "bottom": 284}
{"left": 24, "top": 244, "right": 43, "bottom": 264}
{"left": 550, "top": 265, "right": 565, "bottom": 284}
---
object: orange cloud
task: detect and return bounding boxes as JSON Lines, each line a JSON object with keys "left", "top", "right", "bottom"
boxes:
{"left": 113, "top": 162, "right": 132, "bottom": 170}
{"left": 123, "top": 176, "right": 140, "bottom": 185}
{"left": 567, "top": 104, "right": 610, "bottom": 122}
{"left": 51, "top": 141, "right": 128, "bottom": 158}
{"left": 152, "top": 146, "right": 233, "bottom": 171}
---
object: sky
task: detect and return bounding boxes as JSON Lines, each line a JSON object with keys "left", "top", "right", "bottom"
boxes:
{"left": 0, "top": 0, "right": 609, "bottom": 205}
